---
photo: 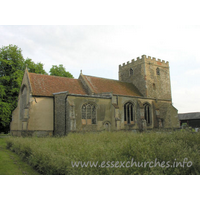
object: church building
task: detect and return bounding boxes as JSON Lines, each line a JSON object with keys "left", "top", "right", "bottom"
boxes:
{"left": 10, "top": 55, "right": 180, "bottom": 136}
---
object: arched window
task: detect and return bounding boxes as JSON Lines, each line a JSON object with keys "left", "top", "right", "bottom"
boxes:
{"left": 20, "top": 85, "right": 27, "bottom": 119}
{"left": 82, "top": 103, "right": 96, "bottom": 125}
{"left": 144, "top": 103, "right": 151, "bottom": 125}
{"left": 103, "top": 121, "right": 111, "bottom": 131}
{"left": 124, "top": 102, "right": 134, "bottom": 124}
{"left": 153, "top": 83, "right": 156, "bottom": 90}
{"left": 130, "top": 68, "right": 133, "bottom": 76}
{"left": 156, "top": 67, "right": 160, "bottom": 75}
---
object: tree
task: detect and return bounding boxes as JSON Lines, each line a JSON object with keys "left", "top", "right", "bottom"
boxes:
{"left": 0, "top": 44, "right": 25, "bottom": 133}
{"left": 49, "top": 64, "right": 74, "bottom": 78}
{"left": 24, "top": 58, "right": 48, "bottom": 75}
{"left": 0, "top": 44, "right": 48, "bottom": 133}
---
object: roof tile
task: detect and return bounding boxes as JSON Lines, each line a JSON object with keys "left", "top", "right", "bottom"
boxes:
{"left": 83, "top": 75, "right": 142, "bottom": 97}
{"left": 28, "top": 73, "right": 87, "bottom": 96}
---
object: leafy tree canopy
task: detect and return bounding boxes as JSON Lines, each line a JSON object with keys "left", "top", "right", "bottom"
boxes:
{"left": 0, "top": 44, "right": 47, "bottom": 133}
{"left": 49, "top": 64, "right": 74, "bottom": 78}
{"left": 24, "top": 58, "right": 48, "bottom": 75}
{"left": 0, "top": 45, "right": 25, "bottom": 132}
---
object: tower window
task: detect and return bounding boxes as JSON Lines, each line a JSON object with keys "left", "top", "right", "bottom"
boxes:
{"left": 153, "top": 83, "right": 156, "bottom": 90}
{"left": 144, "top": 103, "right": 151, "bottom": 125}
{"left": 124, "top": 102, "right": 134, "bottom": 124}
{"left": 130, "top": 68, "right": 133, "bottom": 76}
{"left": 82, "top": 103, "right": 96, "bottom": 125}
{"left": 156, "top": 67, "right": 160, "bottom": 75}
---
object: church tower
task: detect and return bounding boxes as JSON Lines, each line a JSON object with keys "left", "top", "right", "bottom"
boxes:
{"left": 118, "top": 55, "right": 172, "bottom": 101}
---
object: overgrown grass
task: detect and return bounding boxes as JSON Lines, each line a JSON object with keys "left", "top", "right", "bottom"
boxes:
{"left": 5, "top": 130, "right": 200, "bottom": 175}
{"left": 0, "top": 138, "right": 40, "bottom": 175}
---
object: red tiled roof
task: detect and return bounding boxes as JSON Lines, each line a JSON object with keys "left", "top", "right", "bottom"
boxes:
{"left": 28, "top": 73, "right": 87, "bottom": 96}
{"left": 83, "top": 75, "right": 142, "bottom": 97}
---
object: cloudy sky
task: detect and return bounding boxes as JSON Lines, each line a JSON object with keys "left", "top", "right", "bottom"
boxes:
{"left": 1, "top": 0, "right": 200, "bottom": 114}
{"left": 1, "top": 25, "right": 200, "bottom": 113}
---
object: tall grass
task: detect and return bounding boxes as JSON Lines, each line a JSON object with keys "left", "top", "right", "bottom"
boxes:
{"left": 0, "top": 138, "right": 40, "bottom": 175}
{"left": 6, "top": 130, "right": 200, "bottom": 175}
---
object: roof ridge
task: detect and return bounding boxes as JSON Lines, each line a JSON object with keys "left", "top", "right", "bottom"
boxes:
{"left": 28, "top": 72, "right": 78, "bottom": 80}
{"left": 83, "top": 74, "right": 128, "bottom": 83}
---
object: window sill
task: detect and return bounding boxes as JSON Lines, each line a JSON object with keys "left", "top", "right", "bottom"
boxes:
{"left": 124, "top": 121, "right": 135, "bottom": 125}
{"left": 81, "top": 124, "right": 97, "bottom": 126}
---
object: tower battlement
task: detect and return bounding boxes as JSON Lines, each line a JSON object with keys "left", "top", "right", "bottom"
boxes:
{"left": 118, "top": 55, "right": 171, "bottom": 100}
{"left": 119, "top": 55, "right": 169, "bottom": 69}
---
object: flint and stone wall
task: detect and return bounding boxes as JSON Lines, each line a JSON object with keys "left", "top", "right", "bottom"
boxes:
{"left": 54, "top": 92, "right": 68, "bottom": 136}
{"left": 54, "top": 94, "right": 113, "bottom": 135}
{"left": 119, "top": 55, "right": 171, "bottom": 100}
{"left": 53, "top": 93, "right": 180, "bottom": 136}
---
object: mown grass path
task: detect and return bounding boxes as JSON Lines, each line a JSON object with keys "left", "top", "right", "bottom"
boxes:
{"left": 0, "top": 137, "right": 40, "bottom": 175}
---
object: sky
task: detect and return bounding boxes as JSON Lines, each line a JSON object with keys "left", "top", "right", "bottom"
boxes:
{"left": 1, "top": 0, "right": 200, "bottom": 114}
{"left": 0, "top": 25, "right": 200, "bottom": 113}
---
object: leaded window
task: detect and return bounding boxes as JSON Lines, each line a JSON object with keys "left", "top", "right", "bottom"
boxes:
{"left": 130, "top": 68, "right": 133, "bottom": 76}
{"left": 156, "top": 67, "right": 160, "bottom": 75}
{"left": 82, "top": 103, "right": 96, "bottom": 125}
{"left": 92, "top": 106, "right": 96, "bottom": 124}
{"left": 82, "top": 105, "right": 86, "bottom": 119}
{"left": 144, "top": 103, "right": 151, "bottom": 125}
{"left": 124, "top": 102, "right": 134, "bottom": 124}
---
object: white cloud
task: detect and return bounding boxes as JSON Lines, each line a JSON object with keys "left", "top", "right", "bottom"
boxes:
{"left": 1, "top": 25, "right": 200, "bottom": 113}
{"left": 185, "top": 69, "right": 200, "bottom": 76}
{"left": 173, "top": 86, "right": 200, "bottom": 113}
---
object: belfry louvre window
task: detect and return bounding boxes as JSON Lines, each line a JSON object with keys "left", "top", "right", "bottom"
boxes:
{"left": 144, "top": 103, "right": 151, "bottom": 125}
{"left": 124, "top": 102, "right": 134, "bottom": 124}
{"left": 130, "top": 68, "right": 133, "bottom": 75}
{"left": 82, "top": 103, "right": 96, "bottom": 125}
{"left": 156, "top": 67, "right": 160, "bottom": 75}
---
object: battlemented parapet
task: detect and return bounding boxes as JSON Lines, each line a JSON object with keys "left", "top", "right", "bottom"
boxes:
{"left": 119, "top": 55, "right": 169, "bottom": 70}
{"left": 118, "top": 55, "right": 172, "bottom": 100}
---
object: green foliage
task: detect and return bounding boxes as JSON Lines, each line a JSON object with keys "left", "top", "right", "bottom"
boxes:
{"left": 0, "top": 45, "right": 25, "bottom": 133}
{"left": 6, "top": 130, "right": 200, "bottom": 175}
{"left": 49, "top": 64, "right": 74, "bottom": 78}
{"left": 0, "top": 102, "right": 11, "bottom": 127}
{"left": 0, "top": 44, "right": 48, "bottom": 133}
{"left": 24, "top": 58, "right": 47, "bottom": 75}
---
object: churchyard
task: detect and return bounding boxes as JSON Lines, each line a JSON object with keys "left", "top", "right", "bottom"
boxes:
{"left": 1, "top": 130, "right": 200, "bottom": 175}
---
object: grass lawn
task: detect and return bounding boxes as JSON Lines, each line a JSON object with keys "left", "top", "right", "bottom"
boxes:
{"left": 0, "top": 137, "right": 40, "bottom": 175}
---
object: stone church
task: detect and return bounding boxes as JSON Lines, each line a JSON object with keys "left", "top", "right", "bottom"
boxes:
{"left": 10, "top": 55, "right": 180, "bottom": 136}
